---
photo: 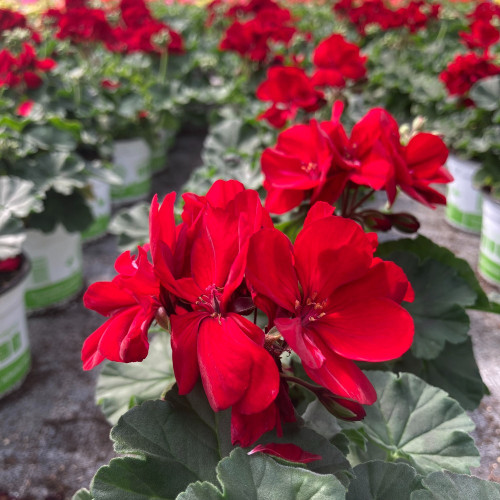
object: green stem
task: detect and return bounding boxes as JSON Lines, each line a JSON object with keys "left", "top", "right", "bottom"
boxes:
{"left": 159, "top": 51, "right": 169, "bottom": 86}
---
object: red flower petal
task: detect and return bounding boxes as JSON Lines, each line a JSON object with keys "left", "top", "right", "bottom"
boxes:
{"left": 83, "top": 281, "right": 136, "bottom": 316}
{"left": 303, "top": 201, "right": 335, "bottom": 228}
{"left": 294, "top": 217, "right": 373, "bottom": 301}
{"left": 170, "top": 311, "right": 205, "bottom": 395}
{"left": 246, "top": 228, "right": 300, "bottom": 312}
{"left": 197, "top": 315, "right": 279, "bottom": 414}
{"left": 309, "top": 298, "right": 414, "bottom": 362}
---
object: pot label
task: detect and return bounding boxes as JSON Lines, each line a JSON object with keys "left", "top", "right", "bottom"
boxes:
{"left": 445, "top": 157, "right": 482, "bottom": 233}
{"left": 82, "top": 179, "right": 111, "bottom": 241}
{"left": 23, "top": 226, "right": 83, "bottom": 310}
{"left": 0, "top": 283, "right": 31, "bottom": 397}
{"left": 479, "top": 198, "right": 500, "bottom": 287}
{"left": 111, "top": 138, "right": 152, "bottom": 202}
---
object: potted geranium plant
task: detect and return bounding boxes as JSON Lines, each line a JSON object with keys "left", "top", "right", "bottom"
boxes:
{"left": 0, "top": 177, "right": 39, "bottom": 398}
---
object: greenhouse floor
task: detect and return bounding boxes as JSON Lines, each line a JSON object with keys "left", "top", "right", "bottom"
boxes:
{"left": 1, "top": 130, "right": 500, "bottom": 499}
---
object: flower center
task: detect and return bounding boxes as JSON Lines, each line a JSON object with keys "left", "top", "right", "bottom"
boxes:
{"left": 301, "top": 161, "right": 318, "bottom": 174}
{"left": 196, "top": 284, "right": 223, "bottom": 316}
{"left": 295, "top": 295, "right": 327, "bottom": 324}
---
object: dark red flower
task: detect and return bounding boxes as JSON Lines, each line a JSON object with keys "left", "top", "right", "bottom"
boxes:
{"left": 0, "top": 256, "right": 22, "bottom": 273}
{"left": 82, "top": 246, "right": 161, "bottom": 370}
{"left": 460, "top": 20, "right": 500, "bottom": 55}
{"left": 246, "top": 209, "right": 414, "bottom": 404}
{"left": 439, "top": 52, "right": 500, "bottom": 98}
{"left": 311, "top": 33, "right": 367, "bottom": 89}
{"left": 256, "top": 66, "right": 325, "bottom": 128}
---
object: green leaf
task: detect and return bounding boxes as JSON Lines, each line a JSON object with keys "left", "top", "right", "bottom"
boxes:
{"left": 395, "top": 338, "right": 488, "bottom": 410}
{"left": 177, "top": 448, "right": 347, "bottom": 500}
{"left": 377, "top": 236, "right": 489, "bottom": 310}
{"left": 411, "top": 470, "right": 500, "bottom": 500}
{"left": 346, "top": 461, "right": 421, "bottom": 500}
{"left": 27, "top": 189, "right": 93, "bottom": 233}
{"left": 96, "top": 332, "right": 175, "bottom": 425}
{"left": 91, "top": 457, "right": 193, "bottom": 500}
{"left": 71, "top": 488, "right": 93, "bottom": 500}
{"left": 109, "top": 202, "right": 150, "bottom": 251}
{"left": 379, "top": 251, "right": 475, "bottom": 359}
{"left": 470, "top": 75, "right": 500, "bottom": 112}
{"left": 111, "top": 399, "right": 221, "bottom": 485}
{"left": 24, "top": 125, "right": 76, "bottom": 152}
{"left": 340, "top": 371, "right": 479, "bottom": 475}
{"left": 0, "top": 177, "right": 41, "bottom": 218}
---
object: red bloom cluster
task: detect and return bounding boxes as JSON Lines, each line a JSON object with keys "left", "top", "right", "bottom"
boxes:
{"left": 0, "top": 43, "right": 56, "bottom": 90}
{"left": 109, "top": 0, "right": 184, "bottom": 55}
{"left": 459, "top": 2, "right": 500, "bottom": 57}
{"left": 45, "top": 2, "right": 115, "bottom": 45}
{"left": 439, "top": 52, "right": 500, "bottom": 98}
{"left": 219, "top": 0, "right": 296, "bottom": 63}
{"left": 255, "top": 33, "right": 366, "bottom": 128}
{"left": 0, "top": 8, "right": 41, "bottom": 43}
{"left": 333, "top": 0, "right": 441, "bottom": 35}
{"left": 311, "top": 33, "right": 367, "bottom": 88}
{"left": 256, "top": 66, "right": 325, "bottom": 128}
{"left": 45, "top": 0, "right": 184, "bottom": 55}
{"left": 262, "top": 101, "right": 451, "bottom": 214}
{"left": 83, "top": 180, "right": 414, "bottom": 447}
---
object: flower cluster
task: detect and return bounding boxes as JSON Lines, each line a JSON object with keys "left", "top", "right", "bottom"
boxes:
{"left": 440, "top": 2, "right": 500, "bottom": 101}
{"left": 262, "top": 102, "right": 451, "bottom": 217}
{"left": 44, "top": 0, "right": 184, "bottom": 55}
{"left": 0, "top": 43, "right": 56, "bottom": 90}
{"left": 219, "top": 0, "right": 296, "bottom": 63}
{"left": 256, "top": 32, "right": 367, "bottom": 128}
{"left": 439, "top": 53, "right": 500, "bottom": 100}
{"left": 0, "top": 8, "right": 41, "bottom": 43}
{"left": 83, "top": 180, "right": 414, "bottom": 447}
{"left": 333, "top": 0, "right": 441, "bottom": 35}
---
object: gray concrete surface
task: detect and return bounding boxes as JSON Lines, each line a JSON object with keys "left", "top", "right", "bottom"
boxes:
{"left": 1, "top": 131, "right": 499, "bottom": 498}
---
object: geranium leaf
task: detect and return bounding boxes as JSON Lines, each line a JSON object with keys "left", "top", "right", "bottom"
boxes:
{"left": 109, "top": 202, "right": 150, "bottom": 251}
{"left": 395, "top": 338, "right": 488, "bottom": 410}
{"left": 346, "top": 461, "right": 421, "bottom": 500}
{"left": 470, "top": 75, "right": 500, "bottom": 112}
{"left": 111, "top": 399, "right": 221, "bottom": 485}
{"left": 96, "top": 332, "right": 175, "bottom": 425}
{"left": 0, "top": 177, "right": 41, "bottom": 218}
{"left": 24, "top": 125, "right": 76, "bottom": 152}
{"left": 339, "top": 371, "right": 479, "bottom": 475}
{"left": 71, "top": 489, "right": 93, "bottom": 500}
{"left": 91, "top": 457, "right": 195, "bottom": 500}
{"left": 378, "top": 251, "right": 475, "bottom": 359}
{"left": 376, "top": 236, "right": 489, "bottom": 310}
{"left": 177, "top": 448, "right": 347, "bottom": 500}
{"left": 411, "top": 470, "right": 500, "bottom": 499}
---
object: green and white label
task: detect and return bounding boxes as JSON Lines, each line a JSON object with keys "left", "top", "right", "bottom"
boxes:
{"left": 111, "top": 138, "right": 152, "bottom": 202}
{"left": 479, "top": 197, "right": 500, "bottom": 286}
{"left": 82, "top": 178, "right": 111, "bottom": 241}
{"left": 23, "top": 225, "right": 83, "bottom": 310}
{"left": 445, "top": 156, "right": 482, "bottom": 233}
{"left": 0, "top": 279, "right": 31, "bottom": 397}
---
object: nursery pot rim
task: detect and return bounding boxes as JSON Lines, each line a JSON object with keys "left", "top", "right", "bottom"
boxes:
{"left": 0, "top": 254, "right": 31, "bottom": 297}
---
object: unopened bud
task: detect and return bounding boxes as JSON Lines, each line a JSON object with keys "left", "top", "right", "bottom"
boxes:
{"left": 155, "top": 307, "right": 171, "bottom": 332}
{"left": 388, "top": 212, "right": 420, "bottom": 233}
{"left": 317, "top": 389, "right": 366, "bottom": 421}
{"left": 360, "top": 209, "right": 393, "bottom": 231}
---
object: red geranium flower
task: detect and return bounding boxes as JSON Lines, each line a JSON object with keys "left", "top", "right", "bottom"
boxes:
{"left": 82, "top": 246, "right": 161, "bottom": 370}
{"left": 439, "top": 52, "right": 500, "bottom": 98}
{"left": 460, "top": 20, "right": 500, "bottom": 56}
{"left": 311, "top": 33, "right": 367, "bottom": 88}
{"left": 256, "top": 66, "right": 325, "bottom": 128}
{"left": 246, "top": 207, "right": 414, "bottom": 404}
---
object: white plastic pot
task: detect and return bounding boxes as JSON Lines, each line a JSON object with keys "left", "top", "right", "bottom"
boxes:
{"left": 111, "top": 138, "right": 152, "bottom": 204}
{"left": 445, "top": 155, "right": 482, "bottom": 233}
{"left": 149, "top": 129, "right": 169, "bottom": 173}
{"left": 0, "top": 257, "right": 31, "bottom": 398}
{"left": 23, "top": 225, "right": 83, "bottom": 312}
{"left": 478, "top": 196, "right": 500, "bottom": 287}
{"left": 82, "top": 178, "right": 111, "bottom": 242}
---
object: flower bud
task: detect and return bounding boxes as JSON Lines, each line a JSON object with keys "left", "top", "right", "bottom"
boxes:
{"left": 388, "top": 212, "right": 420, "bottom": 233}
{"left": 359, "top": 209, "right": 393, "bottom": 231}
{"left": 317, "top": 389, "right": 366, "bottom": 421}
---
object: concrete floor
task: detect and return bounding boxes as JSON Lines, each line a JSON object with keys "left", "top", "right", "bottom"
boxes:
{"left": 1, "top": 130, "right": 499, "bottom": 498}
